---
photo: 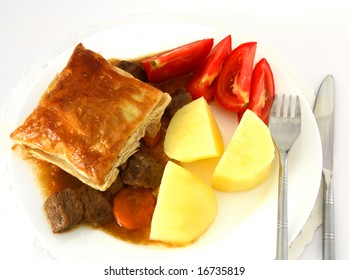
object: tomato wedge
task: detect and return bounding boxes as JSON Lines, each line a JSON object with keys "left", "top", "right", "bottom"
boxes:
{"left": 247, "top": 58, "right": 275, "bottom": 125}
{"left": 214, "top": 42, "right": 257, "bottom": 112}
{"left": 113, "top": 187, "right": 156, "bottom": 230}
{"left": 185, "top": 35, "right": 232, "bottom": 102}
{"left": 141, "top": 38, "right": 214, "bottom": 83}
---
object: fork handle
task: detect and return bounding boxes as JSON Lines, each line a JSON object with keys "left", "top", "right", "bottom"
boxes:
{"left": 276, "top": 154, "right": 288, "bottom": 260}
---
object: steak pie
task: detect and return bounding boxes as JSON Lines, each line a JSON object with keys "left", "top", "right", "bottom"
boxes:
{"left": 10, "top": 43, "right": 171, "bottom": 191}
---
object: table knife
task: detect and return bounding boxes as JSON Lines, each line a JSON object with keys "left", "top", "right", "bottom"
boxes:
{"left": 314, "top": 75, "right": 335, "bottom": 260}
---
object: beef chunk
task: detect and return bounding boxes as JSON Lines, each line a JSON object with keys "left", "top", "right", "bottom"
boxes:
{"left": 116, "top": 60, "right": 148, "bottom": 82}
{"left": 78, "top": 186, "right": 113, "bottom": 227}
{"left": 166, "top": 88, "right": 193, "bottom": 117}
{"left": 44, "top": 188, "right": 83, "bottom": 233}
{"left": 44, "top": 185, "right": 113, "bottom": 233}
{"left": 161, "top": 88, "right": 192, "bottom": 129}
{"left": 121, "top": 150, "right": 165, "bottom": 189}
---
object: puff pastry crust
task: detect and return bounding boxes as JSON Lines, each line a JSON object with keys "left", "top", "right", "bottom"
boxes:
{"left": 10, "top": 43, "right": 171, "bottom": 191}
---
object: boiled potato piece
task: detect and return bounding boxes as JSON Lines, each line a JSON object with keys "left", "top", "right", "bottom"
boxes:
{"left": 150, "top": 161, "right": 217, "bottom": 245}
{"left": 164, "top": 97, "right": 224, "bottom": 162}
{"left": 212, "top": 110, "right": 274, "bottom": 192}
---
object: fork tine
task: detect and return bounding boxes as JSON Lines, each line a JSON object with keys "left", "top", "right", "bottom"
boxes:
{"left": 294, "top": 95, "right": 301, "bottom": 117}
{"left": 270, "top": 94, "right": 279, "bottom": 117}
{"left": 287, "top": 95, "right": 293, "bottom": 118}
{"left": 280, "top": 94, "right": 286, "bottom": 117}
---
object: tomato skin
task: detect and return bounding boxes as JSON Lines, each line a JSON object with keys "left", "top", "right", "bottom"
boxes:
{"left": 112, "top": 187, "right": 156, "bottom": 231}
{"left": 247, "top": 58, "right": 275, "bottom": 125}
{"left": 141, "top": 38, "right": 214, "bottom": 83}
{"left": 214, "top": 42, "right": 257, "bottom": 112}
{"left": 185, "top": 35, "right": 232, "bottom": 102}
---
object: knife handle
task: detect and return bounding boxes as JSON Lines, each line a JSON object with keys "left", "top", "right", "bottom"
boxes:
{"left": 322, "top": 172, "right": 335, "bottom": 260}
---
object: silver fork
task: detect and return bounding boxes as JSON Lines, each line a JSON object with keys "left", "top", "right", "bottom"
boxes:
{"left": 269, "top": 94, "right": 302, "bottom": 260}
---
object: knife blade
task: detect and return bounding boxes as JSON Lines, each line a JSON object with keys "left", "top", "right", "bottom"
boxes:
{"left": 314, "top": 75, "right": 335, "bottom": 260}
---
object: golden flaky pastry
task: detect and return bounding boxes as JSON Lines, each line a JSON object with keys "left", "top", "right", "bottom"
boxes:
{"left": 10, "top": 43, "right": 171, "bottom": 191}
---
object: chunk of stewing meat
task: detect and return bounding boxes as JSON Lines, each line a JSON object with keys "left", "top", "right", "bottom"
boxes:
{"left": 161, "top": 88, "right": 192, "bottom": 129}
{"left": 44, "top": 185, "right": 113, "bottom": 233}
{"left": 78, "top": 186, "right": 113, "bottom": 227}
{"left": 44, "top": 188, "right": 84, "bottom": 233}
{"left": 120, "top": 150, "right": 165, "bottom": 189}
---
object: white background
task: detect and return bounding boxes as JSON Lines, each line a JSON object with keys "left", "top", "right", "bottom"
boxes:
{"left": 0, "top": 0, "right": 348, "bottom": 276}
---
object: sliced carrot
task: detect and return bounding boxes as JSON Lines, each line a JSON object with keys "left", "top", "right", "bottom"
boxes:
{"left": 141, "top": 129, "right": 163, "bottom": 148}
{"left": 112, "top": 186, "right": 156, "bottom": 230}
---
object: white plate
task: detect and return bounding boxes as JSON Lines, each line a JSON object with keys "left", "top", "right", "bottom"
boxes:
{"left": 8, "top": 17, "right": 322, "bottom": 260}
